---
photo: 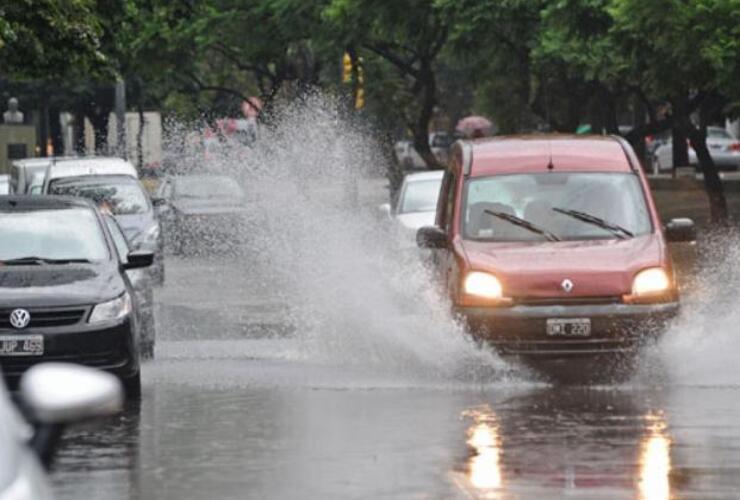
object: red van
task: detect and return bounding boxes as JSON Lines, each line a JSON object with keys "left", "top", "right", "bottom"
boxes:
{"left": 417, "top": 135, "right": 695, "bottom": 358}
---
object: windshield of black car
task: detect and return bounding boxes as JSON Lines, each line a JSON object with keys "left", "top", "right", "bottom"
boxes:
{"left": 0, "top": 208, "right": 108, "bottom": 262}
{"left": 49, "top": 177, "right": 150, "bottom": 215}
{"left": 399, "top": 179, "right": 442, "bottom": 214}
{"left": 463, "top": 172, "right": 652, "bottom": 241}
{"left": 174, "top": 175, "right": 244, "bottom": 200}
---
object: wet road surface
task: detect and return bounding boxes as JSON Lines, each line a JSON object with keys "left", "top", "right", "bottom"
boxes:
{"left": 46, "top": 252, "right": 740, "bottom": 499}
{"left": 46, "top": 165, "right": 740, "bottom": 499}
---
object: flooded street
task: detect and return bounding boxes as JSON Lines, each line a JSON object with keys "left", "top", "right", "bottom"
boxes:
{"left": 49, "top": 235, "right": 740, "bottom": 499}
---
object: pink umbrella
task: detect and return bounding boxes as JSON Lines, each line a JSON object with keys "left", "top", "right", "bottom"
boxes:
{"left": 456, "top": 115, "right": 493, "bottom": 136}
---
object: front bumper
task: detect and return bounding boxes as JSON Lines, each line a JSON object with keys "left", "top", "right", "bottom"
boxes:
{"left": 456, "top": 302, "right": 679, "bottom": 357}
{"left": 0, "top": 317, "right": 139, "bottom": 382}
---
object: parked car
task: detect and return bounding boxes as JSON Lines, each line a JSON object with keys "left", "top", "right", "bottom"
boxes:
{"left": 154, "top": 174, "right": 248, "bottom": 255}
{"left": 0, "top": 196, "right": 153, "bottom": 395}
{"left": 0, "top": 175, "right": 8, "bottom": 195}
{"left": 652, "top": 126, "right": 740, "bottom": 173}
{"left": 0, "top": 363, "right": 122, "bottom": 498}
{"left": 394, "top": 132, "right": 456, "bottom": 169}
{"left": 8, "top": 157, "right": 76, "bottom": 194}
{"left": 417, "top": 135, "right": 694, "bottom": 368}
{"left": 46, "top": 174, "right": 165, "bottom": 286}
{"left": 380, "top": 170, "right": 444, "bottom": 249}
{"left": 41, "top": 157, "right": 138, "bottom": 193}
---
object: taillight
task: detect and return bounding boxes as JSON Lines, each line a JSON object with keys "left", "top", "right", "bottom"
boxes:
{"left": 729, "top": 142, "right": 740, "bottom": 152}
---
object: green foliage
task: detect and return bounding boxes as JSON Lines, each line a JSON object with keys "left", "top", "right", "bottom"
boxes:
{"left": 0, "top": 0, "right": 104, "bottom": 79}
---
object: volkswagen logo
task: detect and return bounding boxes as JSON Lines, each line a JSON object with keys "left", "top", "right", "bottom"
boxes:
{"left": 9, "top": 309, "right": 31, "bottom": 329}
{"left": 561, "top": 279, "right": 574, "bottom": 293}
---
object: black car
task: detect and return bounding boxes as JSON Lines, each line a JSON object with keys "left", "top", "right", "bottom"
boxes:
{"left": 0, "top": 196, "right": 153, "bottom": 396}
{"left": 154, "top": 174, "right": 248, "bottom": 254}
{"left": 47, "top": 174, "right": 165, "bottom": 285}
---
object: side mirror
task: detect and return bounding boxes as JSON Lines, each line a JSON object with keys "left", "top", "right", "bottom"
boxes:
{"left": 378, "top": 203, "right": 392, "bottom": 218}
{"left": 20, "top": 363, "right": 123, "bottom": 467}
{"left": 417, "top": 225, "right": 447, "bottom": 249}
{"left": 665, "top": 218, "right": 696, "bottom": 242}
{"left": 20, "top": 363, "right": 123, "bottom": 425}
{"left": 123, "top": 250, "right": 154, "bottom": 270}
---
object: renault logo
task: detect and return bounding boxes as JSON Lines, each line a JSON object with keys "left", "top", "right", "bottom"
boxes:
{"left": 9, "top": 309, "right": 31, "bottom": 329}
{"left": 561, "top": 279, "right": 574, "bottom": 293}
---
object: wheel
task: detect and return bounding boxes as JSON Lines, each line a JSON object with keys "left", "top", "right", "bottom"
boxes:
{"left": 122, "top": 371, "right": 141, "bottom": 399}
{"left": 139, "top": 309, "right": 156, "bottom": 360}
{"left": 151, "top": 255, "right": 165, "bottom": 286}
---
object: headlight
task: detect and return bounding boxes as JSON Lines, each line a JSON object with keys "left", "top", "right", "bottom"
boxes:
{"left": 463, "top": 271, "right": 503, "bottom": 299}
{"left": 135, "top": 223, "right": 160, "bottom": 249}
{"left": 632, "top": 268, "right": 671, "bottom": 296}
{"left": 89, "top": 293, "right": 132, "bottom": 324}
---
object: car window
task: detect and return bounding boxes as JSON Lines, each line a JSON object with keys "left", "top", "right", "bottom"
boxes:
{"left": 463, "top": 172, "right": 652, "bottom": 241}
{"left": 399, "top": 179, "right": 442, "bottom": 214}
{"left": 437, "top": 170, "right": 457, "bottom": 233}
{"left": 49, "top": 178, "right": 150, "bottom": 215}
{"left": 707, "top": 128, "right": 732, "bottom": 140}
{"left": 0, "top": 208, "right": 109, "bottom": 262}
{"left": 104, "top": 215, "right": 130, "bottom": 263}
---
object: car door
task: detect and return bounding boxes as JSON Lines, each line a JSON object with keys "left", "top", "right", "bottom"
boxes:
{"left": 432, "top": 168, "right": 459, "bottom": 299}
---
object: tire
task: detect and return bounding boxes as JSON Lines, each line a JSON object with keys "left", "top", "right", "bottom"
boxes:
{"left": 122, "top": 371, "right": 141, "bottom": 399}
{"left": 139, "top": 310, "right": 156, "bottom": 360}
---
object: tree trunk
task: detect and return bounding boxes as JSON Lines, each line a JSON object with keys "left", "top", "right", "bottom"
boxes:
{"left": 48, "top": 107, "right": 63, "bottom": 156}
{"left": 39, "top": 100, "right": 50, "bottom": 157}
{"left": 413, "top": 62, "right": 440, "bottom": 169}
{"left": 137, "top": 102, "right": 145, "bottom": 170}
{"left": 671, "top": 96, "right": 689, "bottom": 170}
{"left": 630, "top": 94, "right": 647, "bottom": 168}
{"left": 682, "top": 118, "right": 728, "bottom": 224}
{"left": 72, "top": 111, "right": 86, "bottom": 154}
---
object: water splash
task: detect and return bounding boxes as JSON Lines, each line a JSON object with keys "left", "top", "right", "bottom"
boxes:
{"left": 642, "top": 231, "right": 740, "bottom": 387}
{"left": 160, "top": 92, "right": 525, "bottom": 386}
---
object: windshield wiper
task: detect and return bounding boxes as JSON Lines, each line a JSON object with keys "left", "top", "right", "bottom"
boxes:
{"left": 552, "top": 207, "right": 634, "bottom": 239}
{"left": 1, "top": 256, "right": 92, "bottom": 265}
{"left": 483, "top": 210, "right": 561, "bottom": 242}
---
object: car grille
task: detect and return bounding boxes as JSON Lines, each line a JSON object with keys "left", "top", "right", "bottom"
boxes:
{"left": 0, "top": 307, "right": 87, "bottom": 329}
{"left": 512, "top": 296, "right": 622, "bottom": 306}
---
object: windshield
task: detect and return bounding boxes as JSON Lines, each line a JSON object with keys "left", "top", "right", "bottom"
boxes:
{"left": 49, "top": 178, "right": 150, "bottom": 215}
{"left": 399, "top": 179, "right": 442, "bottom": 214}
{"left": 174, "top": 175, "right": 244, "bottom": 200}
{"left": 0, "top": 208, "right": 108, "bottom": 262}
{"left": 463, "top": 172, "right": 652, "bottom": 241}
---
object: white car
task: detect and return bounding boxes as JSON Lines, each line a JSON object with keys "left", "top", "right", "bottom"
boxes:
{"left": 394, "top": 132, "right": 455, "bottom": 169}
{"left": 0, "top": 364, "right": 122, "bottom": 500}
{"left": 652, "top": 126, "right": 740, "bottom": 173}
{"left": 380, "top": 170, "right": 444, "bottom": 248}
{"left": 42, "top": 157, "right": 138, "bottom": 193}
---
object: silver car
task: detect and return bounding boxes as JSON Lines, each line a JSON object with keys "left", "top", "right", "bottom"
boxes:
{"left": 380, "top": 170, "right": 444, "bottom": 249}
{"left": 652, "top": 126, "right": 740, "bottom": 173}
{"left": 0, "top": 364, "right": 122, "bottom": 499}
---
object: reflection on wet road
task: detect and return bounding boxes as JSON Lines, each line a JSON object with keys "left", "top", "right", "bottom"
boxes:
{"left": 49, "top": 255, "right": 740, "bottom": 499}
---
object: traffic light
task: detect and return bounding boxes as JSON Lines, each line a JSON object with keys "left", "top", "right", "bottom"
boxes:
{"left": 355, "top": 63, "right": 365, "bottom": 110}
{"left": 342, "top": 52, "right": 352, "bottom": 83}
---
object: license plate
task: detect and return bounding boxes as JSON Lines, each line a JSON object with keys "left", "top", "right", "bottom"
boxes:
{"left": 0, "top": 335, "right": 44, "bottom": 356}
{"left": 546, "top": 318, "right": 591, "bottom": 337}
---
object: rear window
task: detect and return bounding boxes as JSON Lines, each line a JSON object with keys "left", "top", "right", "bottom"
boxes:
{"left": 49, "top": 177, "right": 150, "bottom": 215}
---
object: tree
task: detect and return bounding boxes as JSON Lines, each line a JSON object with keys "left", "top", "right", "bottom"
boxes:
{"left": 0, "top": 0, "right": 104, "bottom": 80}
{"left": 323, "top": 0, "right": 454, "bottom": 168}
